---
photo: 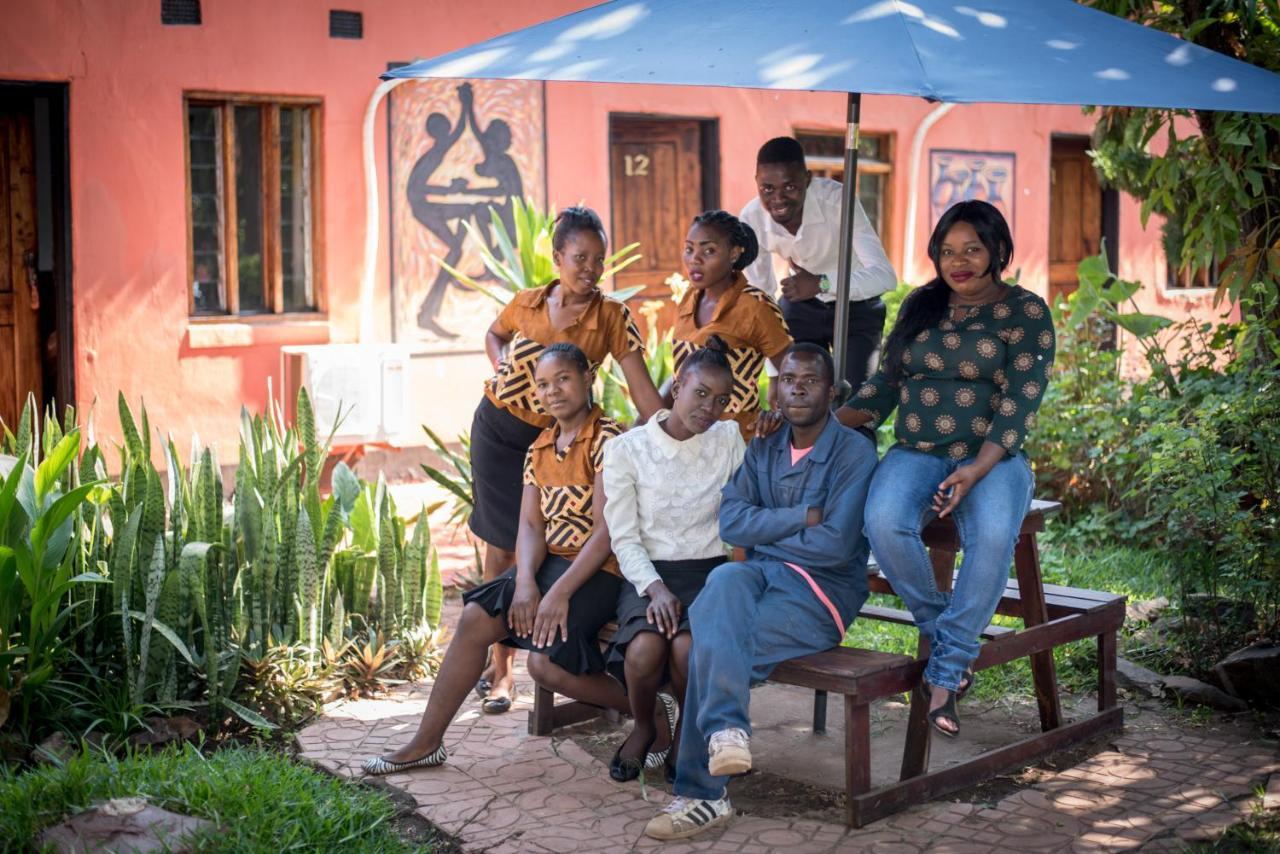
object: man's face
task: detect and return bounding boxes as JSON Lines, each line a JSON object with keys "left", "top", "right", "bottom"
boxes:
{"left": 754, "top": 162, "right": 810, "bottom": 229}
{"left": 778, "top": 352, "right": 835, "bottom": 429}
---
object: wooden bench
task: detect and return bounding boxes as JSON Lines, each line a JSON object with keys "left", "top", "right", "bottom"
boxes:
{"left": 529, "top": 499, "right": 1125, "bottom": 827}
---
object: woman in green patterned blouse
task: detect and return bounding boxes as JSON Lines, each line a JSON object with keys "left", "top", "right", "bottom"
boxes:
{"left": 836, "top": 200, "right": 1054, "bottom": 739}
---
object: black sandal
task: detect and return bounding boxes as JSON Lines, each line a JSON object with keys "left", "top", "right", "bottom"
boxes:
{"left": 610, "top": 732, "right": 656, "bottom": 783}
{"left": 957, "top": 670, "right": 976, "bottom": 701}
{"left": 474, "top": 676, "right": 492, "bottom": 700}
{"left": 918, "top": 678, "right": 961, "bottom": 738}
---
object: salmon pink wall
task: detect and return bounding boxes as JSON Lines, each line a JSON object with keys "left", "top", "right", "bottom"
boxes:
{"left": 1, "top": 0, "right": 1220, "bottom": 458}
{"left": 544, "top": 84, "right": 1215, "bottom": 379}
{"left": 0, "top": 0, "right": 583, "bottom": 460}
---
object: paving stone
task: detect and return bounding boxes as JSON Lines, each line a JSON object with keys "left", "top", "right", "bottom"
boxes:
{"left": 294, "top": 601, "right": 1280, "bottom": 854}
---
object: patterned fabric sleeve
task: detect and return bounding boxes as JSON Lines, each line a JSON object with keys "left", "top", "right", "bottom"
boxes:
{"left": 846, "top": 369, "right": 898, "bottom": 428}
{"left": 521, "top": 447, "right": 536, "bottom": 486}
{"left": 590, "top": 417, "right": 626, "bottom": 472}
{"left": 747, "top": 289, "right": 794, "bottom": 359}
{"left": 608, "top": 301, "right": 647, "bottom": 362}
{"left": 990, "top": 295, "right": 1055, "bottom": 455}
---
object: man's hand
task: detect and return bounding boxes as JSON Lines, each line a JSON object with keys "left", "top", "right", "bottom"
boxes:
{"left": 806, "top": 506, "right": 823, "bottom": 527}
{"left": 780, "top": 260, "right": 822, "bottom": 302}
{"left": 644, "top": 581, "right": 682, "bottom": 638}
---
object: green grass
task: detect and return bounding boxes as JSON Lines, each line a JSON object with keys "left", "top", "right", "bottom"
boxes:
{"left": 845, "top": 533, "right": 1167, "bottom": 702}
{"left": 0, "top": 743, "right": 433, "bottom": 853}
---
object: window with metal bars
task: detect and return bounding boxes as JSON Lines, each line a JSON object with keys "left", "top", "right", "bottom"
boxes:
{"left": 185, "top": 96, "right": 323, "bottom": 317}
{"left": 794, "top": 129, "right": 894, "bottom": 243}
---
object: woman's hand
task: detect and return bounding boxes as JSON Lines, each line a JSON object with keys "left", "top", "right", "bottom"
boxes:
{"left": 532, "top": 588, "right": 571, "bottom": 648}
{"left": 933, "top": 464, "right": 988, "bottom": 518}
{"left": 645, "top": 581, "right": 682, "bottom": 638}
{"left": 834, "top": 406, "right": 873, "bottom": 429}
{"left": 508, "top": 578, "right": 541, "bottom": 638}
{"left": 752, "top": 409, "right": 785, "bottom": 440}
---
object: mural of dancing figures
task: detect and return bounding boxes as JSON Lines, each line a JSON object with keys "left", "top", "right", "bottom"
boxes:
{"left": 390, "top": 79, "right": 547, "bottom": 345}
{"left": 928, "top": 149, "right": 1016, "bottom": 228}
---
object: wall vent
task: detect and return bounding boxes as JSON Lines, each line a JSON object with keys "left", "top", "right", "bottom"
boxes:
{"left": 161, "top": 0, "right": 202, "bottom": 26}
{"left": 329, "top": 10, "right": 363, "bottom": 39}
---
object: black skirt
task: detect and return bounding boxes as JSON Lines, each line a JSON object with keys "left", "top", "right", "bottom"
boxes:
{"left": 467, "top": 396, "right": 544, "bottom": 552}
{"left": 462, "top": 554, "right": 622, "bottom": 675}
{"left": 605, "top": 556, "right": 726, "bottom": 686}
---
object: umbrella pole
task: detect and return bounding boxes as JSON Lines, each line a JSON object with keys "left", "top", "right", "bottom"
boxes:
{"left": 832, "top": 91, "right": 863, "bottom": 398}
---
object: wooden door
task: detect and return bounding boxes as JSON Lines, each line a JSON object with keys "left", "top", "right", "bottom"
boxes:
{"left": 1048, "top": 138, "right": 1101, "bottom": 309}
{"left": 0, "top": 108, "right": 40, "bottom": 433}
{"left": 609, "top": 118, "right": 704, "bottom": 333}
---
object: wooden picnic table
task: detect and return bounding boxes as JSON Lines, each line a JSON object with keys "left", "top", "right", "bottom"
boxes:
{"left": 530, "top": 499, "right": 1126, "bottom": 827}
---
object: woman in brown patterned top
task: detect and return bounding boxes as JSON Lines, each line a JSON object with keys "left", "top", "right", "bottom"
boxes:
{"left": 837, "top": 201, "right": 1054, "bottom": 740}
{"left": 670, "top": 211, "right": 793, "bottom": 439}
{"left": 362, "top": 344, "right": 639, "bottom": 775}
{"left": 470, "top": 207, "right": 664, "bottom": 712}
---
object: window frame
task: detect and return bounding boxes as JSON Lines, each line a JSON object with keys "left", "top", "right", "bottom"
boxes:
{"left": 183, "top": 91, "right": 326, "bottom": 320}
{"left": 794, "top": 128, "right": 895, "bottom": 250}
{"left": 1165, "top": 254, "right": 1221, "bottom": 293}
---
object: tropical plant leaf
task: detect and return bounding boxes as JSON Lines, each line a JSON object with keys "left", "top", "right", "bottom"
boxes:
{"left": 125, "top": 609, "right": 197, "bottom": 667}
{"left": 222, "top": 696, "right": 278, "bottom": 730}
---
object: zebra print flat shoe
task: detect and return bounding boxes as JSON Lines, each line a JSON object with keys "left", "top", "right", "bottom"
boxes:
{"left": 644, "top": 692, "right": 679, "bottom": 770}
{"left": 360, "top": 744, "right": 447, "bottom": 776}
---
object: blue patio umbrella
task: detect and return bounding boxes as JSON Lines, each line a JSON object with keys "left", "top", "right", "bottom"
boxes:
{"left": 386, "top": 0, "right": 1280, "bottom": 383}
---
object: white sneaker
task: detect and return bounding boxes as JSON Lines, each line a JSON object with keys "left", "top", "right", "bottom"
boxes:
{"left": 643, "top": 795, "right": 733, "bottom": 840}
{"left": 707, "top": 727, "right": 752, "bottom": 776}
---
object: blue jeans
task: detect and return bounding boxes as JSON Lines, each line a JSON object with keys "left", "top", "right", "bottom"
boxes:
{"left": 674, "top": 560, "right": 845, "bottom": 800}
{"left": 864, "top": 446, "right": 1034, "bottom": 693}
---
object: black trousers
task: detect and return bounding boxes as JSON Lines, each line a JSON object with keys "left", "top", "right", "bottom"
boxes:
{"left": 780, "top": 296, "right": 887, "bottom": 391}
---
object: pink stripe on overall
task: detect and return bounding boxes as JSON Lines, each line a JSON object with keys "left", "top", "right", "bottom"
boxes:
{"left": 785, "top": 444, "right": 846, "bottom": 636}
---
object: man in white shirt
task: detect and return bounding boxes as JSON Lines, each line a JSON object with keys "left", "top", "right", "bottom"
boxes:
{"left": 740, "top": 137, "right": 898, "bottom": 391}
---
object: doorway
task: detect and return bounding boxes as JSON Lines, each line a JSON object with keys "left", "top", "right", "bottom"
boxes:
{"left": 608, "top": 116, "right": 718, "bottom": 332}
{"left": 0, "top": 83, "right": 71, "bottom": 432}
{"left": 1049, "top": 136, "right": 1118, "bottom": 308}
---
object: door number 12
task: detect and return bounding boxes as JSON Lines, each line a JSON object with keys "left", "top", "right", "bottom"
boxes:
{"left": 624, "top": 153, "right": 650, "bottom": 177}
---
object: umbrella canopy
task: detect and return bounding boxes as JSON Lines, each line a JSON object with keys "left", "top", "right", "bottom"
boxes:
{"left": 386, "top": 0, "right": 1280, "bottom": 113}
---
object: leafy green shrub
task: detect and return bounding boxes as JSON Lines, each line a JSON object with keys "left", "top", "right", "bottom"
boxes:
{"left": 1130, "top": 360, "right": 1280, "bottom": 644}
{"left": 1029, "top": 251, "right": 1280, "bottom": 657}
{"left": 0, "top": 389, "right": 446, "bottom": 748}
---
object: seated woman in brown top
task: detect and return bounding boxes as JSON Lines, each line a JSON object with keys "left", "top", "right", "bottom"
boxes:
{"left": 837, "top": 200, "right": 1055, "bottom": 740}
{"left": 470, "top": 207, "right": 665, "bottom": 712}
{"left": 670, "top": 211, "right": 793, "bottom": 439}
{"left": 362, "top": 343, "right": 635, "bottom": 775}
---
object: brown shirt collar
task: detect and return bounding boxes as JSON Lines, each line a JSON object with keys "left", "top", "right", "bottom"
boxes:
{"left": 531, "top": 280, "right": 603, "bottom": 332}
{"left": 676, "top": 272, "right": 746, "bottom": 327}
{"left": 529, "top": 405, "right": 607, "bottom": 451}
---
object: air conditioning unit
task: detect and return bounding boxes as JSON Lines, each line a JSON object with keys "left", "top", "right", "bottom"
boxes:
{"left": 281, "top": 344, "right": 411, "bottom": 446}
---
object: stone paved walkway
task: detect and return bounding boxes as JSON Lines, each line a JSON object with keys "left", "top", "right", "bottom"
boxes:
{"left": 300, "top": 606, "right": 1280, "bottom": 852}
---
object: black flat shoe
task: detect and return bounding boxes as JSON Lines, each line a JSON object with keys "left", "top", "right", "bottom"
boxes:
{"left": 481, "top": 693, "right": 513, "bottom": 714}
{"left": 610, "top": 733, "right": 656, "bottom": 783}
{"left": 474, "top": 677, "right": 492, "bottom": 700}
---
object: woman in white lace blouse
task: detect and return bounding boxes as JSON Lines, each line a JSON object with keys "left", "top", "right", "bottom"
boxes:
{"left": 601, "top": 338, "right": 746, "bottom": 783}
